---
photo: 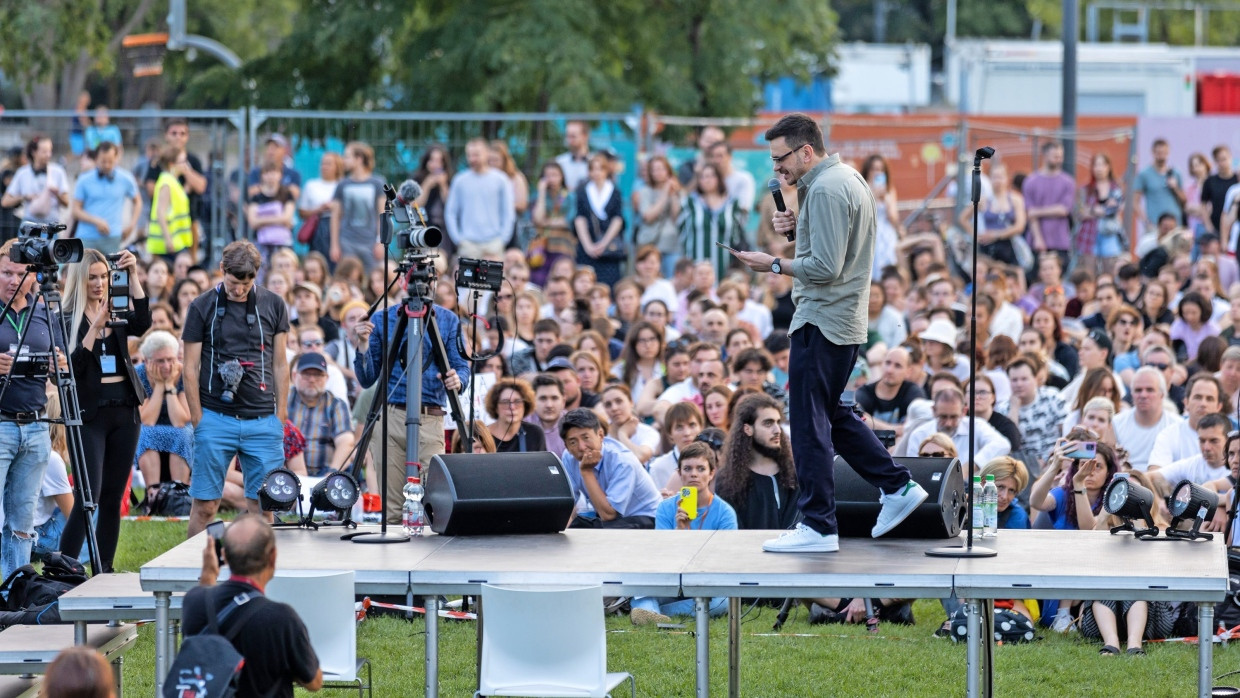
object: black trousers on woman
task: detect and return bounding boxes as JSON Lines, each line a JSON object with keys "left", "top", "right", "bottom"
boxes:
{"left": 60, "top": 389, "right": 140, "bottom": 572}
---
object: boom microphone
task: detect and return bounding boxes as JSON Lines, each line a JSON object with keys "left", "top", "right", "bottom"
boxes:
{"left": 396, "top": 180, "right": 422, "bottom": 206}
{"left": 767, "top": 178, "right": 786, "bottom": 213}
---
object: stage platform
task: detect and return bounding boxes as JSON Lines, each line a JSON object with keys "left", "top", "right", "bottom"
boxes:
{"left": 141, "top": 526, "right": 1228, "bottom": 698}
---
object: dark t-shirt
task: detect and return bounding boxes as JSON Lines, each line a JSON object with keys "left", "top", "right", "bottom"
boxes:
{"left": 856, "top": 381, "right": 925, "bottom": 425}
{"left": 182, "top": 582, "right": 319, "bottom": 698}
{"left": 988, "top": 411, "right": 1023, "bottom": 452}
{"left": 721, "top": 472, "right": 799, "bottom": 531}
{"left": 0, "top": 298, "right": 58, "bottom": 413}
{"left": 182, "top": 286, "right": 290, "bottom": 418}
{"left": 1202, "top": 173, "right": 1238, "bottom": 233}
{"left": 494, "top": 422, "right": 548, "bottom": 453}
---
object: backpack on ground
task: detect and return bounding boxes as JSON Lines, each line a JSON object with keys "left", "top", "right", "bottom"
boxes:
{"left": 145, "top": 481, "right": 193, "bottom": 517}
{"left": 0, "top": 556, "right": 88, "bottom": 628}
{"left": 163, "top": 590, "right": 265, "bottom": 698}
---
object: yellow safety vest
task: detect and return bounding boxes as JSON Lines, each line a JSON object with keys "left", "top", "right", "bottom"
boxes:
{"left": 148, "top": 172, "right": 192, "bottom": 255}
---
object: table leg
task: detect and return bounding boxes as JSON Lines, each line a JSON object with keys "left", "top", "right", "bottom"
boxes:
{"left": 73, "top": 621, "right": 86, "bottom": 646}
{"left": 695, "top": 597, "right": 709, "bottom": 698}
{"left": 154, "top": 591, "right": 170, "bottom": 695}
{"left": 728, "top": 597, "right": 740, "bottom": 698}
{"left": 425, "top": 595, "right": 439, "bottom": 698}
{"left": 475, "top": 596, "right": 483, "bottom": 692}
{"left": 966, "top": 600, "right": 980, "bottom": 698}
{"left": 1200, "top": 603, "right": 1214, "bottom": 698}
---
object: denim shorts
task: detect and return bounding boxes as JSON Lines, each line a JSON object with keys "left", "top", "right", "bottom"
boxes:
{"left": 190, "top": 409, "right": 283, "bottom": 501}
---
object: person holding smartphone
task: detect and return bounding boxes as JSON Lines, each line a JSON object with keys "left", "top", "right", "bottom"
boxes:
{"left": 629, "top": 441, "right": 736, "bottom": 625}
{"left": 1029, "top": 428, "right": 1119, "bottom": 531}
{"left": 61, "top": 249, "right": 149, "bottom": 571}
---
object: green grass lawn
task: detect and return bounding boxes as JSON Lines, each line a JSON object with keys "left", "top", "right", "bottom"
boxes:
{"left": 112, "top": 521, "right": 1234, "bottom": 696}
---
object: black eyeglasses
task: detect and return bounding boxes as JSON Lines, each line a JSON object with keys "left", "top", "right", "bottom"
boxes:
{"left": 695, "top": 432, "right": 724, "bottom": 450}
{"left": 920, "top": 451, "right": 948, "bottom": 458}
{"left": 771, "top": 144, "right": 804, "bottom": 164}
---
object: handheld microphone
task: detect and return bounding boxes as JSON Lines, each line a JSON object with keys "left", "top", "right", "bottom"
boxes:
{"left": 767, "top": 178, "right": 786, "bottom": 213}
{"left": 395, "top": 179, "right": 423, "bottom": 206}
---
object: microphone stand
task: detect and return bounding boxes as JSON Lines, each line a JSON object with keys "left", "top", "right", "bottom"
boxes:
{"left": 926, "top": 146, "right": 997, "bottom": 698}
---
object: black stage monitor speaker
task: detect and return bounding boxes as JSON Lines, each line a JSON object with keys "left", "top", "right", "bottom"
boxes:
{"left": 423, "top": 452, "right": 575, "bottom": 536}
{"left": 833, "top": 456, "right": 966, "bottom": 539}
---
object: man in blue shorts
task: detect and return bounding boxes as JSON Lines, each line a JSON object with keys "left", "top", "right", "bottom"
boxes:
{"left": 182, "top": 241, "right": 289, "bottom": 537}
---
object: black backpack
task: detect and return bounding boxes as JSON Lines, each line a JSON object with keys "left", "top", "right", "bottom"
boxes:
{"left": 145, "top": 481, "right": 194, "bottom": 517}
{"left": 0, "top": 554, "right": 87, "bottom": 628}
{"left": 163, "top": 589, "right": 265, "bottom": 698}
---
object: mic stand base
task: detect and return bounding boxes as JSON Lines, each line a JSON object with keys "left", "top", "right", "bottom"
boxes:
{"left": 343, "top": 530, "right": 412, "bottom": 544}
{"left": 925, "top": 544, "right": 997, "bottom": 558}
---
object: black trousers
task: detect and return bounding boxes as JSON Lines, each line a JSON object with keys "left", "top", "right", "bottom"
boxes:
{"left": 61, "top": 402, "right": 139, "bottom": 572}
{"left": 570, "top": 514, "right": 655, "bottom": 530}
{"left": 789, "top": 326, "right": 909, "bottom": 535}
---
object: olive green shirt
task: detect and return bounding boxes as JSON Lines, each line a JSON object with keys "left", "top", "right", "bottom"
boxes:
{"left": 788, "top": 154, "right": 876, "bottom": 346}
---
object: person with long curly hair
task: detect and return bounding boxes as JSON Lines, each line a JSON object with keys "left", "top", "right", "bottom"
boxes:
{"left": 715, "top": 393, "right": 799, "bottom": 531}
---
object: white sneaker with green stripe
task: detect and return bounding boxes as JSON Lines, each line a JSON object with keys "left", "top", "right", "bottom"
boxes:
{"left": 871, "top": 481, "right": 929, "bottom": 537}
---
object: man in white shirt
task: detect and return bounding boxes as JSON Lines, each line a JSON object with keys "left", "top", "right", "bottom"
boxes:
{"left": 1148, "top": 374, "right": 1225, "bottom": 469}
{"left": 904, "top": 387, "right": 1011, "bottom": 469}
{"left": 707, "top": 142, "right": 756, "bottom": 222}
{"left": 1150, "top": 413, "right": 1229, "bottom": 490}
{"left": 554, "top": 121, "right": 592, "bottom": 191}
{"left": 1113, "top": 367, "right": 1180, "bottom": 472}
{"left": 1, "top": 136, "right": 70, "bottom": 224}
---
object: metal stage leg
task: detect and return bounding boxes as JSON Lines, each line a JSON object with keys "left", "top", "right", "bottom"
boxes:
{"left": 73, "top": 621, "right": 86, "bottom": 646}
{"left": 475, "top": 596, "right": 483, "bottom": 691}
{"left": 1200, "top": 603, "right": 1214, "bottom": 698}
{"left": 426, "top": 595, "right": 439, "bottom": 698}
{"left": 966, "top": 600, "right": 980, "bottom": 698}
{"left": 696, "top": 598, "right": 709, "bottom": 698}
{"left": 728, "top": 597, "right": 740, "bottom": 698}
{"left": 154, "top": 591, "right": 171, "bottom": 695}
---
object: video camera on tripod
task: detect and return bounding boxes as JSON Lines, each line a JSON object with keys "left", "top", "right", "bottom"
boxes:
{"left": 385, "top": 180, "right": 442, "bottom": 253}
{"left": 13, "top": 222, "right": 83, "bottom": 268}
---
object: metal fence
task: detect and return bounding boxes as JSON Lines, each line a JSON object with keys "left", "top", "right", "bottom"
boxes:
{"left": 0, "top": 108, "right": 246, "bottom": 264}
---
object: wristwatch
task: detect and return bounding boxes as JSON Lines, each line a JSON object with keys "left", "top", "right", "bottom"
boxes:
{"left": 771, "top": 258, "right": 782, "bottom": 275}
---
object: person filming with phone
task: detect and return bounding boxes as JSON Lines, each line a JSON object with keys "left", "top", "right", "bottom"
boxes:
{"left": 628, "top": 441, "right": 736, "bottom": 625}
{"left": 60, "top": 249, "right": 148, "bottom": 571}
{"left": 1029, "top": 427, "right": 1120, "bottom": 530}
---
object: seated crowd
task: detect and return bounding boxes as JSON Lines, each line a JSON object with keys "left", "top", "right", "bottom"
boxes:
{"left": 10, "top": 129, "right": 1240, "bottom": 652}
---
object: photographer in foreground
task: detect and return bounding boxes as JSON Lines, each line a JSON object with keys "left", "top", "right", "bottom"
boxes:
{"left": 0, "top": 238, "right": 64, "bottom": 578}
{"left": 60, "top": 249, "right": 148, "bottom": 572}
{"left": 183, "top": 241, "right": 289, "bottom": 538}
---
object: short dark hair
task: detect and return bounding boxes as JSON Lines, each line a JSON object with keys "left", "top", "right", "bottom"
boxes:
{"left": 1040, "top": 140, "right": 1062, "bottom": 155}
{"left": 1152, "top": 138, "right": 1169, "bottom": 149}
{"left": 531, "top": 373, "right": 564, "bottom": 396}
{"left": 164, "top": 117, "right": 188, "bottom": 133}
{"left": 95, "top": 140, "right": 117, "bottom": 156}
{"left": 220, "top": 241, "right": 261, "bottom": 280}
{"left": 1198, "top": 412, "right": 1230, "bottom": 434}
{"left": 533, "top": 318, "right": 561, "bottom": 337}
{"left": 763, "top": 113, "right": 825, "bottom": 156}
{"left": 764, "top": 331, "right": 790, "bottom": 355}
{"left": 732, "top": 347, "right": 772, "bottom": 373}
{"left": 1116, "top": 263, "right": 1140, "bottom": 281}
{"left": 485, "top": 377, "right": 535, "bottom": 420}
{"left": 221, "top": 514, "right": 275, "bottom": 577}
{"left": 559, "top": 407, "right": 603, "bottom": 439}
{"left": 679, "top": 441, "right": 718, "bottom": 472}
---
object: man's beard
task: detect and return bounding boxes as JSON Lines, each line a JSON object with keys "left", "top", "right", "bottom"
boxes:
{"left": 298, "top": 386, "right": 324, "bottom": 401}
{"left": 753, "top": 439, "right": 782, "bottom": 461}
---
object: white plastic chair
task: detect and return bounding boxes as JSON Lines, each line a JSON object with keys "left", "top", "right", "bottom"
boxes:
{"left": 267, "top": 570, "right": 371, "bottom": 696}
{"left": 475, "top": 584, "right": 635, "bottom": 698}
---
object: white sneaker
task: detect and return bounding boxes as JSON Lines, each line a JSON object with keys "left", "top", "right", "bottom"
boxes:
{"left": 762, "top": 523, "right": 840, "bottom": 553}
{"left": 871, "top": 481, "right": 929, "bottom": 537}
{"left": 1051, "top": 609, "right": 1074, "bottom": 634}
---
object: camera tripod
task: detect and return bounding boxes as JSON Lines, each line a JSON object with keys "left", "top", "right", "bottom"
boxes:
{"left": 344, "top": 249, "right": 470, "bottom": 544}
{"left": 0, "top": 265, "right": 102, "bottom": 575}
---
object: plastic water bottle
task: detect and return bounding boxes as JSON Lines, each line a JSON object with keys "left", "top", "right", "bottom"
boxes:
{"left": 982, "top": 475, "right": 998, "bottom": 538}
{"left": 972, "top": 476, "right": 984, "bottom": 532}
{"left": 402, "top": 477, "right": 426, "bottom": 537}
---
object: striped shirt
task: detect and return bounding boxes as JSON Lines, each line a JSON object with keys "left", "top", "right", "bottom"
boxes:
{"left": 287, "top": 390, "right": 353, "bottom": 476}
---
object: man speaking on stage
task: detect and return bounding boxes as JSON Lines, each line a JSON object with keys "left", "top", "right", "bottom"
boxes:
{"left": 729, "top": 113, "right": 927, "bottom": 553}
